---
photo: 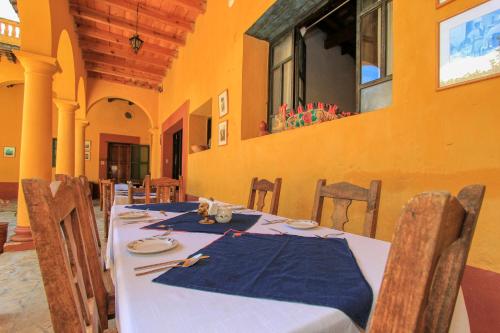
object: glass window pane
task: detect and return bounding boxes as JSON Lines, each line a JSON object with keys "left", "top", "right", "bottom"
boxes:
{"left": 272, "top": 68, "right": 282, "bottom": 115}
{"left": 362, "top": 0, "right": 378, "bottom": 10}
{"left": 386, "top": 1, "right": 393, "bottom": 75}
{"left": 360, "top": 80, "right": 392, "bottom": 112}
{"left": 283, "top": 61, "right": 293, "bottom": 109}
{"left": 361, "top": 8, "right": 382, "bottom": 84}
{"left": 273, "top": 33, "right": 293, "bottom": 65}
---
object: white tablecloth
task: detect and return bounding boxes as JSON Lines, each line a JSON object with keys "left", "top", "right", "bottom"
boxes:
{"left": 106, "top": 204, "right": 470, "bottom": 333}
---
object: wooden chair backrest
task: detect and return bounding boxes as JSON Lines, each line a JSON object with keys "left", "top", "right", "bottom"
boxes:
{"left": 54, "top": 175, "right": 110, "bottom": 329}
{"left": 127, "top": 181, "right": 146, "bottom": 204}
{"left": 100, "top": 179, "right": 114, "bottom": 238}
{"left": 311, "top": 180, "right": 381, "bottom": 238}
{"left": 150, "top": 176, "right": 184, "bottom": 203}
{"left": 369, "top": 185, "right": 485, "bottom": 332}
{"left": 98, "top": 179, "right": 103, "bottom": 211}
{"left": 247, "top": 177, "right": 282, "bottom": 215}
{"left": 22, "top": 179, "right": 101, "bottom": 333}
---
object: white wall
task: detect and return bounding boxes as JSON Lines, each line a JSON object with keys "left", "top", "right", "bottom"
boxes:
{"left": 305, "top": 29, "right": 356, "bottom": 112}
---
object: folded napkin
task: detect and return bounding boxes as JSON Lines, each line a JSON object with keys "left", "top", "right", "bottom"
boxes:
{"left": 142, "top": 212, "right": 261, "bottom": 234}
{"left": 154, "top": 231, "right": 373, "bottom": 328}
{"left": 125, "top": 202, "right": 199, "bottom": 213}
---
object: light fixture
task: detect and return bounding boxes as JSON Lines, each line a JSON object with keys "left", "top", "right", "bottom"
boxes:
{"left": 129, "top": 3, "right": 144, "bottom": 53}
{"left": 228, "top": 0, "right": 235, "bottom": 7}
{"left": 299, "top": 0, "right": 351, "bottom": 37}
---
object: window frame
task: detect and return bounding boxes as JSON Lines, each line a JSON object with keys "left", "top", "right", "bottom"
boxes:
{"left": 356, "top": 0, "right": 393, "bottom": 112}
{"left": 267, "top": 30, "right": 295, "bottom": 127}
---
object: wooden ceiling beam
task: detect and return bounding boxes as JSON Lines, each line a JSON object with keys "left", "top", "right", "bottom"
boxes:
{"left": 168, "top": 0, "right": 207, "bottom": 14}
{"left": 70, "top": 4, "right": 185, "bottom": 47}
{"left": 102, "top": 0, "right": 194, "bottom": 32}
{"left": 79, "top": 38, "right": 171, "bottom": 70}
{"left": 77, "top": 25, "right": 178, "bottom": 58}
{"left": 83, "top": 52, "right": 166, "bottom": 76}
{"left": 88, "top": 71, "right": 159, "bottom": 90}
{"left": 85, "top": 62, "right": 164, "bottom": 83}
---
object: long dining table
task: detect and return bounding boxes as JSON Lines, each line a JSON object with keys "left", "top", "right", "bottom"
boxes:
{"left": 106, "top": 200, "right": 471, "bottom": 333}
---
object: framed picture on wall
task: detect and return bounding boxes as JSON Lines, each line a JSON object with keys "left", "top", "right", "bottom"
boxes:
{"left": 218, "top": 89, "right": 229, "bottom": 117}
{"left": 439, "top": 1, "right": 500, "bottom": 89}
{"left": 3, "top": 146, "right": 15, "bottom": 158}
{"left": 84, "top": 151, "right": 91, "bottom": 161}
{"left": 84, "top": 140, "right": 91, "bottom": 151}
{"left": 218, "top": 120, "right": 228, "bottom": 146}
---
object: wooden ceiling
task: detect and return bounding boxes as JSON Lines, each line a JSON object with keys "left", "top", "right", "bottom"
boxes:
{"left": 70, "top": 0, "right": 206, "bottom": 90}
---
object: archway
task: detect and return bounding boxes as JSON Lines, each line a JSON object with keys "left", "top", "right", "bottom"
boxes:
{"left": 85, "top": 97, "right": 152, "bottom": 183}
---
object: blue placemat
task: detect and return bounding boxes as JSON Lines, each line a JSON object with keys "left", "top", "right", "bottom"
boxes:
{"left": 142, "top": 212, "right": 261, "bottom": 234}
{"left": 126, "top": 202, "right": 199, "bottom": 213}
{"left": 154, "top": 232, "right": 373, "bottom": 328}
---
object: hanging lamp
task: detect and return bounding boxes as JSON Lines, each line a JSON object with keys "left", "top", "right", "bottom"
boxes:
{"left": 129, "top": 2, "right": 144, "bottom": 53}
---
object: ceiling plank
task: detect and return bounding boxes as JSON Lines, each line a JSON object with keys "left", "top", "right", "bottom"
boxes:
{"left": 83, "top": 52, "right": 166, "bottom": 76}
{"left": 77, "top": 25, "right": 178, "bottom": 58}
{"left": 168, "top": 0, "right": 207, "bottom": 14}
{"left": 86, "top": 62, "right": 164, "bottom": 83}
{"left": 79, "top": 38, "right": 171, "bottom": 70}
{"left": 70, "top": 4, "right": 186, "bottom": 47}
{"left": 102, "top": 0, "right": 194, "bottom": 32}
{"left": 88, "top": 71, "right": 158, "bottom": 90}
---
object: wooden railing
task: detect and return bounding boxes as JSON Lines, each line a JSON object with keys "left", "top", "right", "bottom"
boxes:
{"left": 0, "top": 18, "right": 20, "bottom": 47}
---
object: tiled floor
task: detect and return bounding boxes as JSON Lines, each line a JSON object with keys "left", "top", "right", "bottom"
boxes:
{"left": 0, "top": 201, "right": 106, "bottom": 333}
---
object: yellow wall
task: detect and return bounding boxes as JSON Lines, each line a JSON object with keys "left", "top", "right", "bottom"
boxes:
{"left": 85, "top": 99, "right": 151, "bottom": 182}
{"left": 0, "top": 84, "right": 23, "bottom": 183}
{"left": 158, "top": 0, "right": 500, "bottom": 272}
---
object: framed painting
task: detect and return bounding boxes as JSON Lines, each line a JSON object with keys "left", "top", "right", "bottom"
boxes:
{"left": 218, "top": 90, "right": 229, "bottom": 117}
{"left": 3, "top": 146, "right": 15, "bottom": 158}
{"left": 218, "top": 120, "right": 228, "bottom": 146}
{"left": 439, "top": 0, "right": 500, "bottom": 89}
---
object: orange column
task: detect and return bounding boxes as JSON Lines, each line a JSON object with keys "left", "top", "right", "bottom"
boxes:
{"left": 75, "top": 118, "right": 89, "bottom": 176}
{"left": 55, "top": 98, "right": 78, "bottom": 176}
{"left": 8, "top": 51, "right": 57, "bottom": 250}
{"left": 149, "top": 127, "right": 160, "bottom": 178}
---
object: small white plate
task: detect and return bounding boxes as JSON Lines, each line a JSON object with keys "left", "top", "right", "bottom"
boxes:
{"left": 286, "top": 220, "right": 319, "bottom": 229}
{"left": 118, "top": 211, "right": 150, "bottom": 220}
{"left": 127, "top": 237, "right": 179, "bottom": 254}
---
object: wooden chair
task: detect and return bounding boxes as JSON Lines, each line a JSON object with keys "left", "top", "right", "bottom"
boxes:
{"left": 22, "top": 178, "right": 115, "bottom": 332}
{"left": 149, "top": 176, "right": 184, "bottom": 203}
{"left": 369, "top": 185, "right": 485, "bottom": 332}
{"left": 100, "top": 179, "right": 114, "bottom": 239}
{"left": 98, "top": 179, "right": 103, "bottom": 211}
{"left": 127, "top": 175, "right": 152, "bottom": 204}
{"left": 311, "top": 180, "right": 381, "bottom": 238}
{"left": 247, "top": 177, "right": 282, "bottom": 215}
{"left": 54, "top": 175, "right": 116, "bottom": 328}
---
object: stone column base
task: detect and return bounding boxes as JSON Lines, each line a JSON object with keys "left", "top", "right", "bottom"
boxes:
{"left": 4, "top": 226, "right": 34, "bottom": 251}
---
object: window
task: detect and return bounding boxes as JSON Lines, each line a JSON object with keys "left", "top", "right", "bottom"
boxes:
{"left": 358, "top": 0, "right": 393, "bottom": 112}
{"left": 266, "top": 0, "right": 393, "bottom": 132}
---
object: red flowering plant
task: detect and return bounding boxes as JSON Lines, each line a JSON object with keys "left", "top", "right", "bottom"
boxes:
{"left": 279, "top": 102, "right": 358, "bottom": 131}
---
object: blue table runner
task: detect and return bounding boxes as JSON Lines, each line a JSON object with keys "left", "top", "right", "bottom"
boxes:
{"left": 126, "top": 202, "right": 199, "bottom": 213}
{"left": 154, "top": 232, "right": 373, "bottom": 328}
{"left": 142, "top": 212, "right": 261, "bottom": 234}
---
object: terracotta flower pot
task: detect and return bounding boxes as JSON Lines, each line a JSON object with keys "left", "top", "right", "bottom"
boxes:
{"left": 0, "top": 222, "right": 8, "bottom": 254}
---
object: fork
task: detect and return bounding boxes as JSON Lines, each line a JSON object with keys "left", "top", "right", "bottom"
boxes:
{"left": 314, "top": 232, "right": 344, "bottom": 239}
{"left": 135, "top": 254, "right": 208, "bottom": 276}
{"left": 261, "top": 218, "right": 288, "bottom": 225}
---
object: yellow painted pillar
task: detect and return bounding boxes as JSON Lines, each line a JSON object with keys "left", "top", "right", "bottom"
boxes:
{"left": 10, "top": 50, "right": 57, "bottom": 248}
{"left": 149, "top": 127, "right": 161, "bottom": 178}
{"left": 54, "top": 98, "right": 78, "bottom": 176}
{"left": 75, "top": 118, "right": 89, "bottom": 176}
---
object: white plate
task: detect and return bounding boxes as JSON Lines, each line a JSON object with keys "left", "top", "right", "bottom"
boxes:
{"left": 286, "top": 220, "right": 319, "bottom": 229}
{"left": 127, "top": 237, "right": 179, "bottom": 254}
{"left": 118, "top": 211, "right": 150, "bottom": 220}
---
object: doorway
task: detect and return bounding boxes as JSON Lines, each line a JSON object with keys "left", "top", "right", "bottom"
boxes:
{"left": 172, "top": 129, "right": 183, "bottom": 180}
{"left": 107, "top": 143, "right": 150, "bottom": 183}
